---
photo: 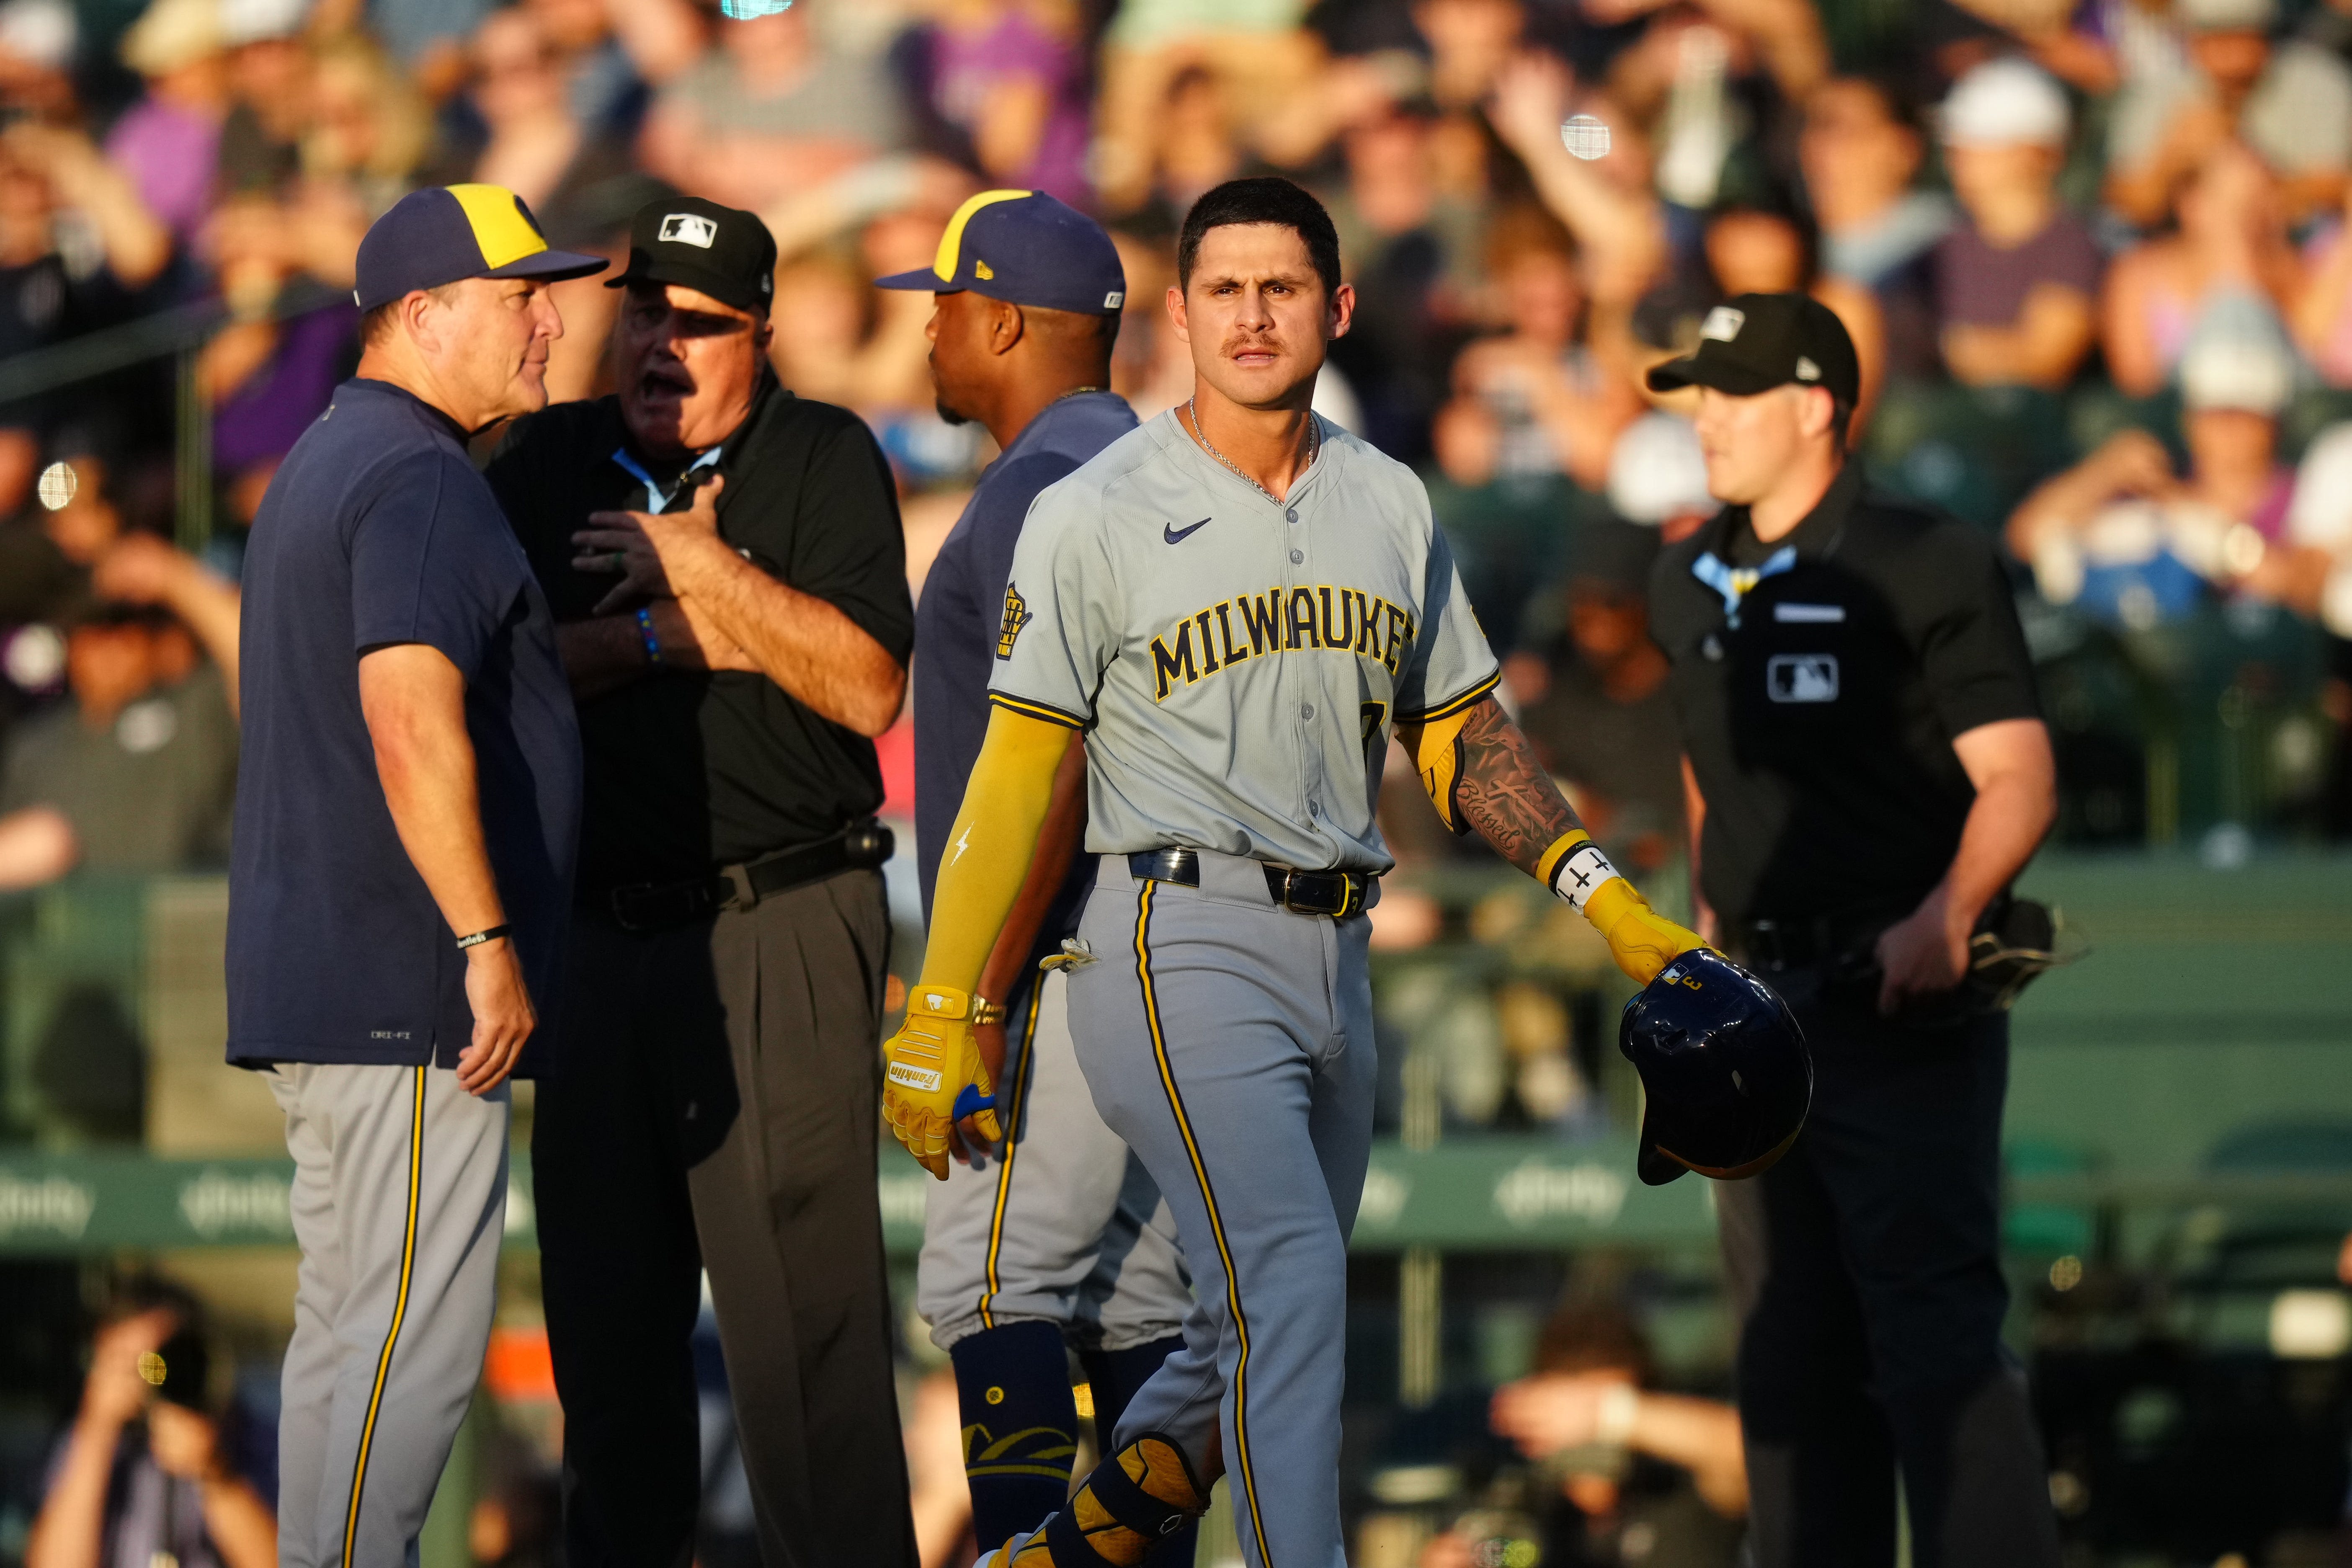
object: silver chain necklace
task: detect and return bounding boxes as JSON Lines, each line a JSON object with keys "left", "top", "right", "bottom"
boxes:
{"left": 1184, "top": 396, "right": 1317, "bottom": 505}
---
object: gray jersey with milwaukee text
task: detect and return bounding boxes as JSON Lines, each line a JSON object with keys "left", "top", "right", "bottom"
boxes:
{"left": 990, "top": 410, "right": 1498, "bottom": 872}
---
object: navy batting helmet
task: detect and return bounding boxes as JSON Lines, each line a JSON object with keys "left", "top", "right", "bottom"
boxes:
{"left": 1619, "top": 950, "right": 1810, "bottom": 1186}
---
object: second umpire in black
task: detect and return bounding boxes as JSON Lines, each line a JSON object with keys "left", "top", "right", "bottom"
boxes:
{"left": 1645, "top": 293, "right": 2064, "bottom": 1567}
{"left": 488, "top": 198, "right": 918, "bottom": 1565}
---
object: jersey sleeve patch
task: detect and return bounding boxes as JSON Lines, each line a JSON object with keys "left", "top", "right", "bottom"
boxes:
{"left": 995, "top": 581, "right": 1032, "bottom": 660}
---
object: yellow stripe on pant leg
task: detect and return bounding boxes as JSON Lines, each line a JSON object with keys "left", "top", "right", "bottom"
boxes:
{"left": 977, "top": 979, "right": 1048, "bottom": 1329}
{"left": 1132, "top": 882, "right": 1272, "bottom": 1566}
{"left": 345, "top": 1065, "right": 425, "bottom": 1565}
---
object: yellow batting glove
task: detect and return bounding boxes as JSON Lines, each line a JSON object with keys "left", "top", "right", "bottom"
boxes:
{"left": 1584, "top": 879, "right": 1709, "bottom": 986}
{"left": 883, "top": 984, "right": 1001, "bottom": 1180}
{"left": 1539, "top": 830, "right": 1708, "bottom": 986}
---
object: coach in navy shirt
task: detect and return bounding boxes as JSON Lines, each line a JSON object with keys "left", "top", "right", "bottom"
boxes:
{"left": 226, "top": 184, "right": 599, "bottom": 1568}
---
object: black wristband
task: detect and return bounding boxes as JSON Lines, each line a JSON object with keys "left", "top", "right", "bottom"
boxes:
{"left": 455, "top": 924, "right": 513, "bottom": 951}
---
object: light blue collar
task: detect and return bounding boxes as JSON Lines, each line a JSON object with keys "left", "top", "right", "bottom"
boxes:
{"left": 1692, "top": 545, "right": 1797, "bottom": 628}
{"left": 611, "top": 444, "right": 724, "bottom": 513}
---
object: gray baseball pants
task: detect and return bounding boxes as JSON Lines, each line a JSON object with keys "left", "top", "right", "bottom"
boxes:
{"left": 1063, "top": 850, "right": 1377, "bottom": 1568}
{"left": 917, "top": 965, "right": 1192, "bottom": 1354}
{"left": 267, "top": 1062, "right": 510, "bottom": 1568}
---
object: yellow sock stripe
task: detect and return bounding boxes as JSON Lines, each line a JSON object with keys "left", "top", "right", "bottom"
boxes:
{"left": 971, "top": 1462, "right": 1086, "bottom": 1481}
{"left": 975, "top": 1424, "right": 1078, "bottom": 1462}
{"left": 345, "top": 1066, "right": 426, "bottom": 1565}
{"left": 1132, "top": 883, "right": 1272, "bottom": 1566}
{"left": 1534, "top": 829, "right": 1593, "bottom": 894}
{"left": 977, "top": 979, "right": 1049, "bottom": 1330}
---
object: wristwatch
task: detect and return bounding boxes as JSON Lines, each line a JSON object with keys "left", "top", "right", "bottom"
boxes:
{"left": 972, "top": 997, "right": 1007, "bottom": 1026}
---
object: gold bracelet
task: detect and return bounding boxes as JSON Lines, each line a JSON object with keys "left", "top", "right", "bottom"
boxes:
{"left": 972, "top": 997, "right": 1007, "bottom": 1026}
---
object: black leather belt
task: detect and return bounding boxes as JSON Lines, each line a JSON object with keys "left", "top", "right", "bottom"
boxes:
{"left": 1730, "top": 895, "right": 1959, "bottom": 970}
{"left": 606, "top": 820, "right": 894, "bottom": 933}
{"left": 1127, "top": 848, "right": 1375, "bottom": 918}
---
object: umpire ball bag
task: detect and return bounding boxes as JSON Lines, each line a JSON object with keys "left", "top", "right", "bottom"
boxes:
{"left": 1619, "top": 950, "right": 1811, "bottom": 1186}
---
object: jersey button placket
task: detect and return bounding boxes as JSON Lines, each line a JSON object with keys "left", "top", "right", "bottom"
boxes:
{"left": 1288, "top": 495, "right": 1323, "bottom": 841}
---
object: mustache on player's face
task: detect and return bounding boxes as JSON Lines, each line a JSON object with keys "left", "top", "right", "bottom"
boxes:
{"left": 1220, "top": 328, "right": 1287, "bottom": 361}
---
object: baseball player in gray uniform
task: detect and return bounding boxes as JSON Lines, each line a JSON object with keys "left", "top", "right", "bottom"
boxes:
{"left": 882, "top": 178, "right": 1709, "bottom": 1568}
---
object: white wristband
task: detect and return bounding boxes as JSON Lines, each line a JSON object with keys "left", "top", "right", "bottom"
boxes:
{"left": 1548, "top": 841, "right": 1620, "bottom": 913}
{"left": 1594, "top": 1382, "right": 1641, "bottom": 1448}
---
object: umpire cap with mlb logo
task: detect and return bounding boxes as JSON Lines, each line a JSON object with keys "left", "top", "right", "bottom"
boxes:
{"left": 606, "top": 195, "right": 779, "bottom": 315}
{"left": 354, "top": 183, "right": 607, "bottom": 310}
{"left": 1646, "top": 290, "right": 1860, "bottom": 406}
{"left": 874, "top": 189, "right": 1126, "bottom": 316}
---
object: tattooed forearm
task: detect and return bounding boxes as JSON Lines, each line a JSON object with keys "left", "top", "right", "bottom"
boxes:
{"left": 1451, "top": 698, "right": 1586, "bottom": 874}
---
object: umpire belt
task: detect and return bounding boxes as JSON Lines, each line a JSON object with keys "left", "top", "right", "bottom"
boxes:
{"left": 1728, "top": 896, "right": 1930, "bottom": 970}
{"left": 606, "top": 820, "right": 894, "bottom": 933}
{"left": 1127, "top": 847, "right": 1375, "bottom": 919}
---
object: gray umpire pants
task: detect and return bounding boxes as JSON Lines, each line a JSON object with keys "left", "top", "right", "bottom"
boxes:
{"left": 267, "top": 1062, "right": 510, "bottom": 1568}
{"left": 1065, "top": 851, "right": 1376, "bottom": 1568}
{"left": 917, "top": 965, "right": 1192, "bottom": 1354}
{"left": 533, "top": 870, "right": 916, "bottom": 1568}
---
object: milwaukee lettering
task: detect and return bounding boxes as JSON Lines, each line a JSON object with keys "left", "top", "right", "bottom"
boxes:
{"left": 1147, "top": 585, "right": 1418, "bottom": 701}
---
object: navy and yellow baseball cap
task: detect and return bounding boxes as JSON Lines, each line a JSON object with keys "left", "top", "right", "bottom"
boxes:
{"left": 354, "top": 183, "right": 607, "bottom": 312}
{"left": 876, "top": 189, "right": 1126, "bottom": 315}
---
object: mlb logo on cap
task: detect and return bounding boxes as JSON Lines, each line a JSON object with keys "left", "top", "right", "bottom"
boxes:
{"left": 607, "top": 195, "right": 778, "bottom": 315}
{"left": 659, "top": 212, "right": 717, "bottom": 249}
{"left": 1648, "top": 291, "right": 1862, "bottom": 405}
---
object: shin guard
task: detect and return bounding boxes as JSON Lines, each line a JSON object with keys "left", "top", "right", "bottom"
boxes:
{"left": 995, "top": 1432, "right": 1207, "bottom": 1567}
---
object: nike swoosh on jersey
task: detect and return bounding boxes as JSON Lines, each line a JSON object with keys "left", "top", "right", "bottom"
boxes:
{"left": 1164, "top": 517, "right": 1211, "bottom": 545}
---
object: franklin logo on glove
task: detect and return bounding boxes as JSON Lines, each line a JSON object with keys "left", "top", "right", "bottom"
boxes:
{"left": 882, "top": 984, "right": 1002, "bottom": 1178}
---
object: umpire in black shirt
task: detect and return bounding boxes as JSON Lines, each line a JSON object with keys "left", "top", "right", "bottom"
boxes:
{"left": 1645, "top": 294, "right": 2064, "bottom": 1568}
{"left": 487, "top": 198, "right": 918, "bottom": 1567}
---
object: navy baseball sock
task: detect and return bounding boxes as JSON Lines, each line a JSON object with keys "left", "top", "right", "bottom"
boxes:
{"left": 952, "top": 1321, "right": 1081, "bottom": 1548}
{"left": 1082, "top": 1337, "right": 1199, "bottom": 1567}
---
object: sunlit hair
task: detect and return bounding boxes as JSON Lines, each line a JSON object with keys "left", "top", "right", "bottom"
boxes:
{"left": 359, "top": 282, "right": 462, "bottom": 349}
{"left": 1176, "top": 177, "right": 1342, "bottom": 298}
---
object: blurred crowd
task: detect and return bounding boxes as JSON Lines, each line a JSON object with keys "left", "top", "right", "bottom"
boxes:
{"left": 17, "top": 1268, "right": 1753, "bottom": 1568}
{"left": 0, "top": 0, "right": 2349, "bottom": 919}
